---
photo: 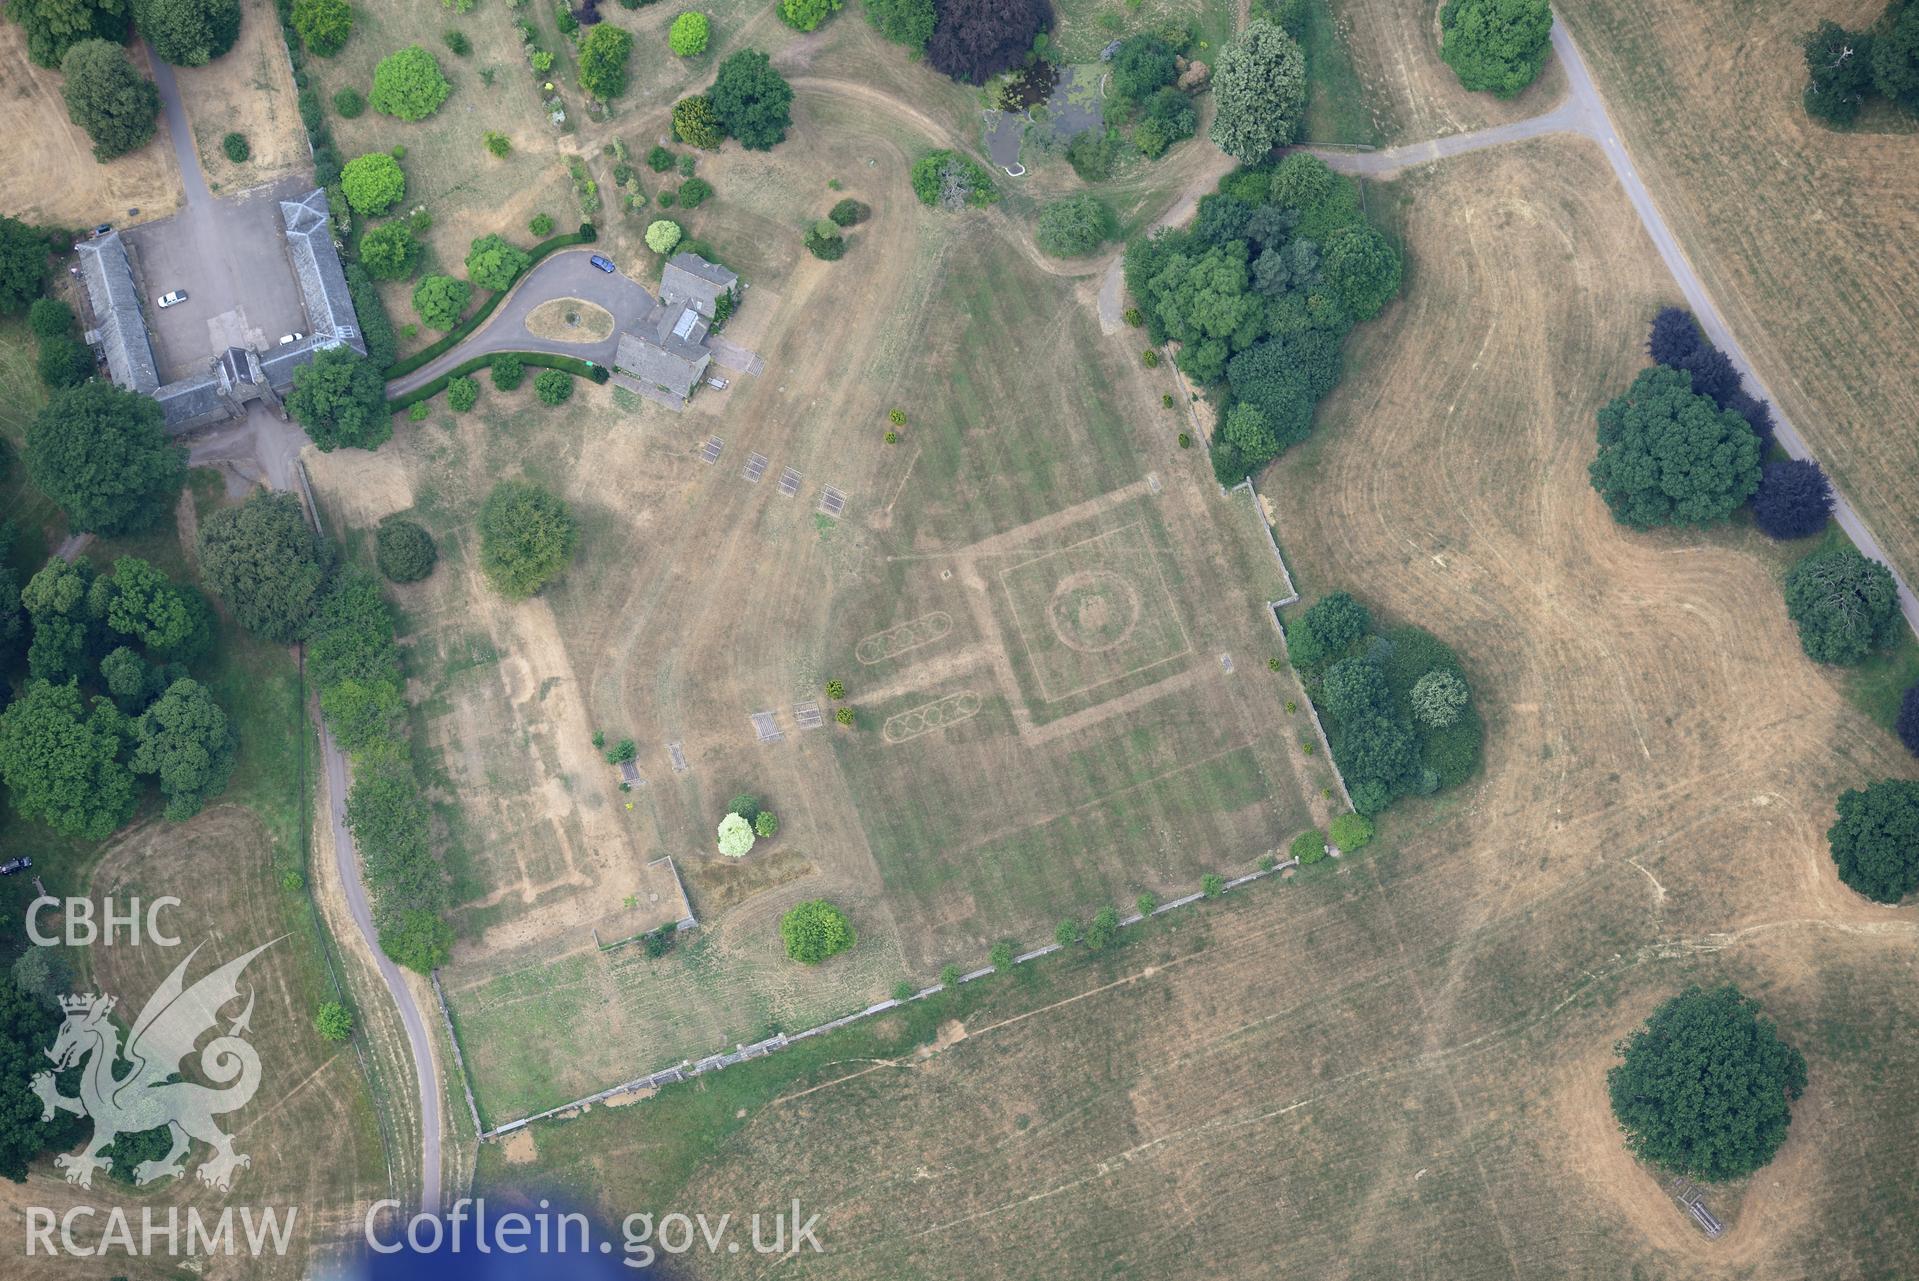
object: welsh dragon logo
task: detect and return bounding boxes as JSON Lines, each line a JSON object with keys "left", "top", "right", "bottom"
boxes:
{"left": 31, "top": 939, "right": 278, "bottom": 1191}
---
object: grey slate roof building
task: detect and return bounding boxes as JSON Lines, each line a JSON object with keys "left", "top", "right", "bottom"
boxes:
{"left": 278, "top": 188, "right": 363, "bottom": 355}
{"left": 72, "top": 188, "right": 362, "bottom": 434}
{"left": 74, "top": 233, "right": 161, "bottom": 395}
{"left": 613, "top": 253, "right": 739, "bottom": 411}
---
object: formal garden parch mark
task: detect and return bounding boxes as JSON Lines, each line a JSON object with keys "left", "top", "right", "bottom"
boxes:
{"left": 855, "top": 611, "right": 955, "bottom": 665}
{"left": 997, "top": 521, "right": 1194, "bottom": 703}
{"left": 882, "top": 690, "right": 985, "bottom": 744}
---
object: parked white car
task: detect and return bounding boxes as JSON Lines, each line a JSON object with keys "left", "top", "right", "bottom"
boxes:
{"left": 279, "top": 332, "right": 306, "bottom": 345}
{"left": 157, "top": 290, "right": 187, "bottom": 308}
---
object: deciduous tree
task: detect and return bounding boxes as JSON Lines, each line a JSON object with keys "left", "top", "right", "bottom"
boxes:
{"left": 577, "top": 22, "right": 633, "bottom": 99}
{"left": 98, "top": 556, "right": 209, "bottom": 659}
{"left": 290, "top": 0, "right": 350, "bottom": 55}
{"left": 196, "top": 491, "right": 330, "bottom": 643}
{"left": 0, "top": 218, "right": 58, "bottom": 314}
{"left": 1208, "top": 20, "right": 1306, "bottom": 163}
{"left": 781, "top": 899, "right": 855, "bottom": 962}
{"left": 478, "top": 480, "right": 577, "bottom": 598}
{"left": 708, "top": 48, "right": 792, "bottom": 150}
{"left": 717, "top": 811, "right": 754, "bottom": 855}
{"left": 668, "top": 10, "right": 708, "bottom": 55}
{"left": 1803, "top": 20, "right": 1876, "bottom": 125}
{"left": 1322, "top": 223, "right": 1401, "bottom": 320}
{"left": 1827, "top": 778, "right": 1919, "bottom": 902}
{"left": 1588, "top": 365, "right": 1759, "bottom": 529}
{"left": 0, "top": 679, "right": 135, "bottom": 839}
{"left": 803, "top": 219, "right": 844, "bottom": 261}
{"left": 369, "top": 44, "right": 450, "bottom": 120}
{"left": 286, "top": 345, "right": 391, "bottom": 451}
{"left": 1871, "top": 0, "right": 1919, "bottom": 111}
{"left": 1329, "top": 811, "right": 1373, "bottom": 850}
{"left": 1335, "top": 714, "right": 1418, "bottom": 805}
{"left": 26, "top": 382, "right": 184, "bottom": 535}
{"left": 464, "top": 233, "right": 529, "bottom": 291}
{"left": 923, "top": 0, "right": 1052, "bottom": 85}
{"left": 36, "top": 335, "right": 94, "bottom": 389}
{"left": 100, "top": 645, "right": 160, "bottom": 712}
{"left": 313, "top": 1001, "right": 354, "bottom": 1041}
{"left": 1607, "top": 985, "right": 1806, "bottom": 1181}
{"left": 0, "top": 975, "right": 85, "bottom": 1180}
{"left": 7, "top": 0, "right": 129, "bottom": 69}
{"left": 777, "top": 0, "right": 837, "bottom": 31}
{"left": 1035, "top": 194, "right": 1116, "bottom": 258}
{"left": 1287, "top": 591, "right": 1369, "bottom": 669}
{"left": 864, "top": 0, "right": 932, "bottom": 49}
{"left": 1783, "top": 543, "right": 1901, "bottom": 665}
{"left": 1751, "top": 459, "right": 1833, "bottom": 540}
{"left": 341, "top": 152, "right": 406, "bottom": 215}
{"left": 411, "top": 273, "right": 469, "bottom": 330}
{"left": 1411, "top": 669, "right": 1469, "bottom": 727}
{"left": 132, "top": 0, "right": 241, "bottom": 66}
{"left": 60, "top": 39, "right": 160, "bottom": 160}
{"left": 129, "top": 677, "right": 234, "bottom": 820}
{"left": 645, "top": 219, "right": 682, "bottom": 254}
{"left": 357, "top": 221, "right": 420, "bottom": 280}
{"left": 1319, "top": 657, "right": 1388, "bottom": 721}
{"left": 1109, "top": 34, "right": 1177, "bottom": 100}
{"left": 1439, "top": 0, "right": 1553, "bottom": 98}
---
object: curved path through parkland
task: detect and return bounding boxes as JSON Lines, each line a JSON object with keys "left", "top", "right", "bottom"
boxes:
{"left": 1305, "top": 19, "right": 1919, "bottom": 639}
{"left": 144, "top": 53, "right": 447, "bottom": 1215}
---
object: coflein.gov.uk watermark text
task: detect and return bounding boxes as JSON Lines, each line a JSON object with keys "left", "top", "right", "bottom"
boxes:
{"left": 366, "top": 1198, "right": 825, "bottom": 1267}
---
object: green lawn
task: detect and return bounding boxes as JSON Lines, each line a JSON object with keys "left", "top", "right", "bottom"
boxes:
{"left": 0, "top": 316, "right": 63, "bottom": 569}
{"left": 1050, "top": 0, "right": 1237, "bottom": 63}
{"left": 1298, "top": 0, "right": 1382, "bottom": 147}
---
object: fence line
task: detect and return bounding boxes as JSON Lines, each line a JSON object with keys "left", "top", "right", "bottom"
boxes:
{"left": 1233, "top": 477, "right": 1300, "bottom": 608}
{"left": 1267, "top": 602, "right": 1356, "bottom": 812}
{"left": 432, "top": 972, "right": 484, "bottom": 1139}
{"left": 477, "top": 853, "right": 1304, "bottom": 1140}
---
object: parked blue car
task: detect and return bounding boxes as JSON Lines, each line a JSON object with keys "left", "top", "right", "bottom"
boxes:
{"left": 589, "top": 254, "right": 617, "bottom": 273}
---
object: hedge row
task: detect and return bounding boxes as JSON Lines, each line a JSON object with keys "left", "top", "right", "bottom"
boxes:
{"left": 383, "top": 225, "right": 599, "bottom": 378}
{"left": 306, "top": 571, "right": 454, "bottom": 974}
{"left": 386, "top": 351, "right": 610, "bottom": 409}
{"left": 344, "top": 262, "right": 399, "bottom": 370}
{"left": 272, "top": 0, "right": 344, "bottom": 187}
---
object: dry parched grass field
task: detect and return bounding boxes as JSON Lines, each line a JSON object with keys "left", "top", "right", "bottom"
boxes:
{"left": 1330, "top": 0, "right": 1568, "bottom": 142}
{"left": 1559, "top": 0, "right": 1919, "bottom": 590}
{"left": 0, "top": 809, "right": 389, "bottom": 1279}
{"left": 476, "top": 134, "right": 1919, "bottom": 1279}
{"left": 306, "top": 32, "right": 1323, "bottom": 1120}
{"left": 173, "top": 0, "right": 312, "bottom": 194}
{"left": 0, "top": 23, "right": 182, "bottom": 227}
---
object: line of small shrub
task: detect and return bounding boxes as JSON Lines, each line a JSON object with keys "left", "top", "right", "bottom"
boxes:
{"left": 272, "top": 0, "right": 343, "bottom": 186}
{"left": 305, "top": 570, "right": 453, "bottom": 973}
{"left": 383, "top": 225, "right": 598, "bottom": 378}
{"left": 386, "top": 351, "right": 608, "bottom": 409}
